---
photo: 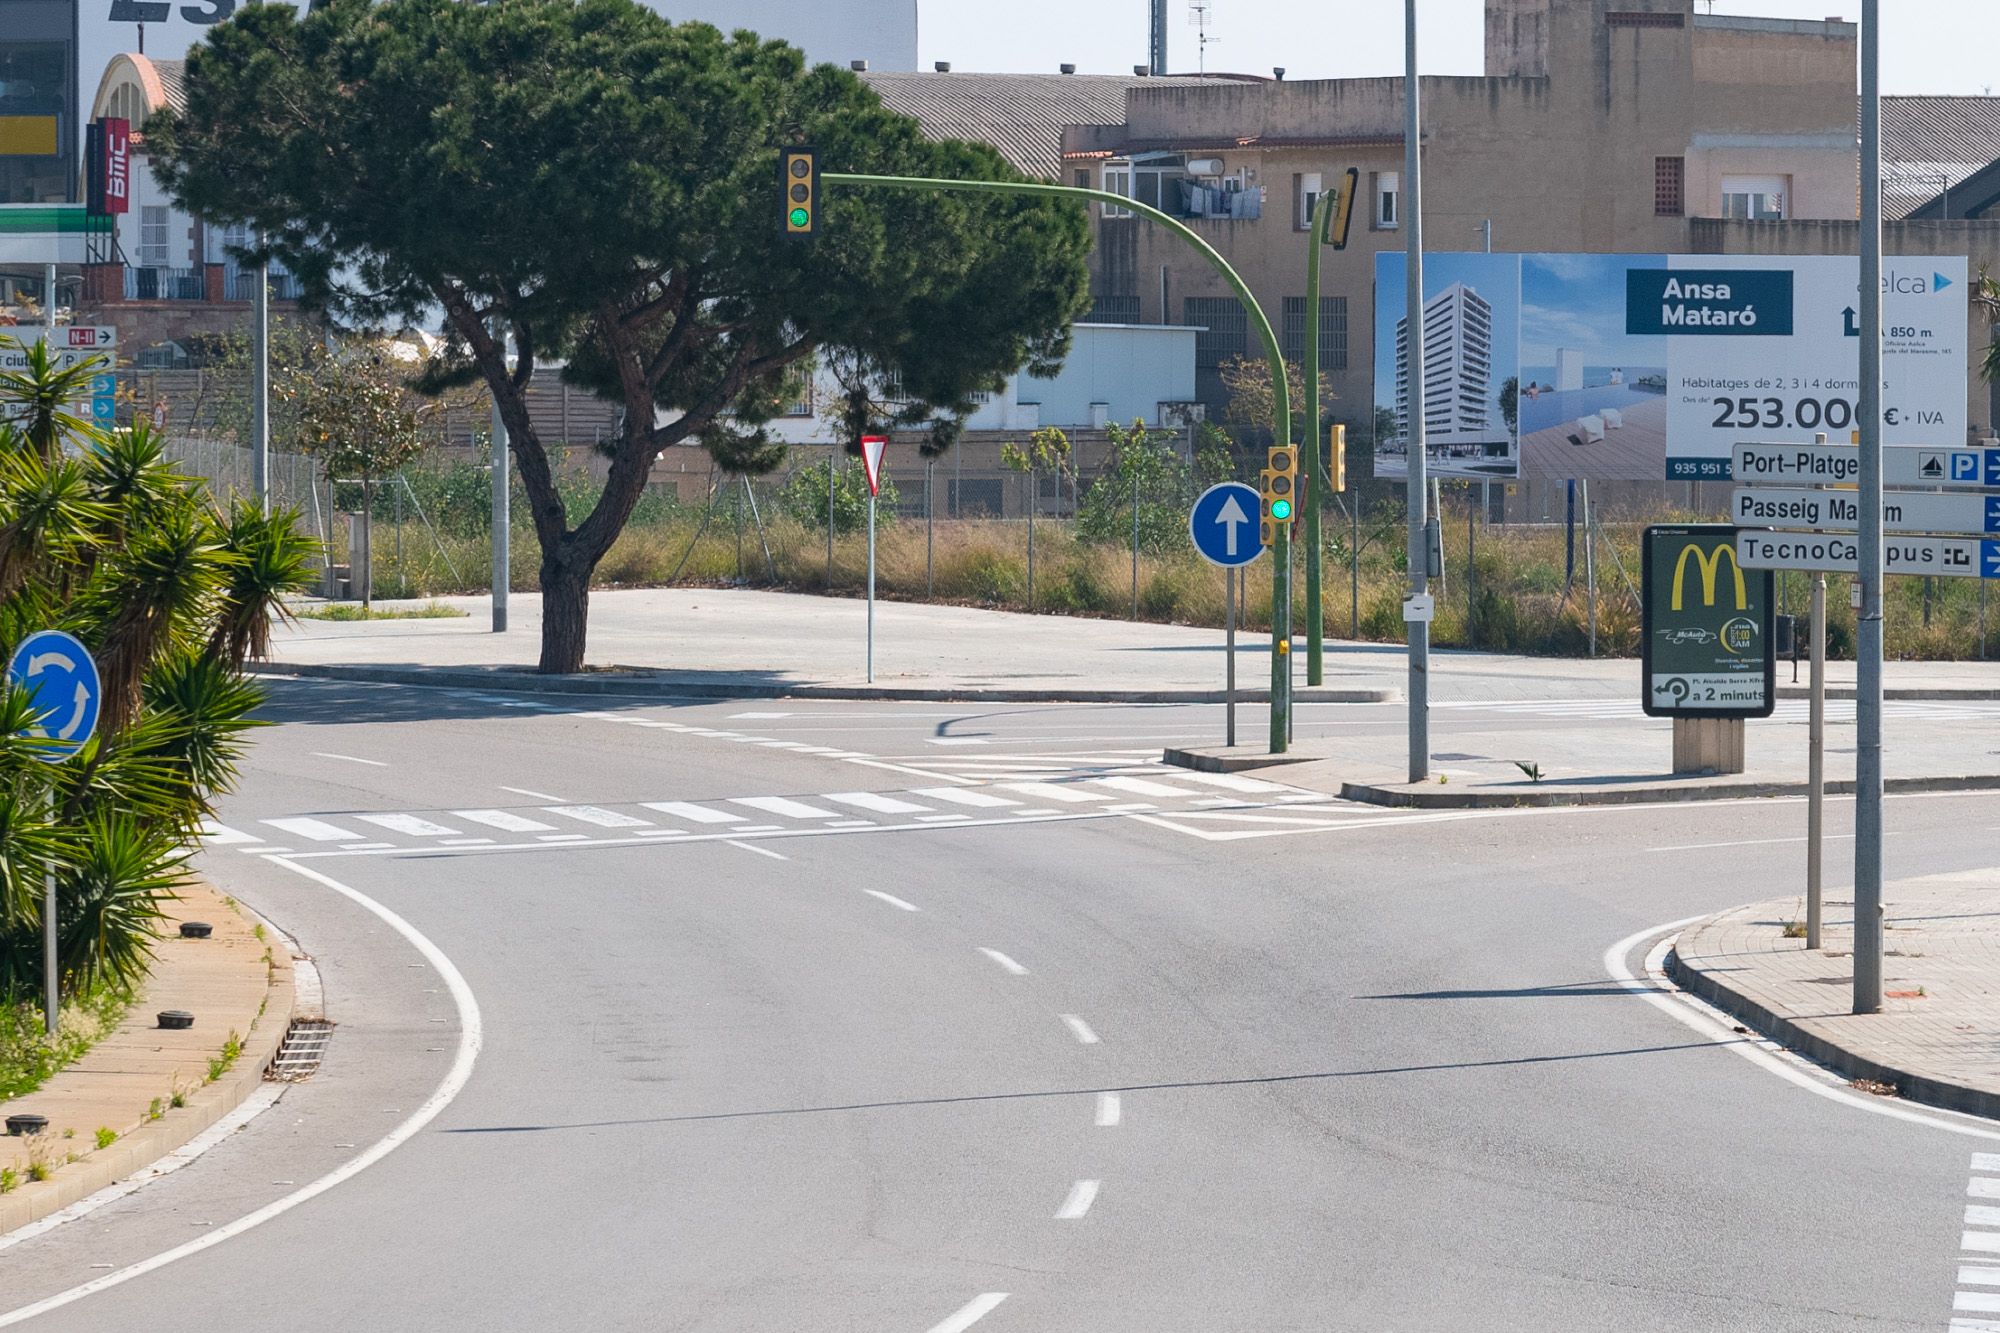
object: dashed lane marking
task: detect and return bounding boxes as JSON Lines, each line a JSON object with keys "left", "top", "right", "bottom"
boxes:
{"left": 977, "top": 948, "right": 1029, "bottom": 976}
{"left": 1060, "top": 1014, "right": 1100, "bottom": 1045}
{"left": 926, "top": 1293, "right": 1009, "bottom": 1333}
{"left": 1055, "top": 1179, "right": 1100, "bottom": 1220}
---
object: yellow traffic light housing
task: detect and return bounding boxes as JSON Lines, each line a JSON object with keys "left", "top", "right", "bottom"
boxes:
{"left": 1329, "top": 423, "right": 1348, "bottom": 493}
{"left": 1323, "top": 167, "right": 1359, "bottom": 251}
{"left": 782, "top": 148, "right": 818, "bottom": 236}
{"left": 1261, "top": 444, "right": 1298, "bottom": 527}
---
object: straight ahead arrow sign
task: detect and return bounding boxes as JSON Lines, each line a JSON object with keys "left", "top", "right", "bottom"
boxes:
{"left": 1215, "top": 493, "right": 1249, "bottom": 557}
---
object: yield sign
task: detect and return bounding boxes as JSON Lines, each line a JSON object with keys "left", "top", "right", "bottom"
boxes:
{"left": 859, "top": 435, "right": 888, "bottom": 497}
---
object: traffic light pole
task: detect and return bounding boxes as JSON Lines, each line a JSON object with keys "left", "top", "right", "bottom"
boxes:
{"left": 821, "top": 171, "right": 1295, "bottom": 750}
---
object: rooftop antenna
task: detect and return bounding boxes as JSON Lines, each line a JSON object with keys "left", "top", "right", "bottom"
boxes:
{"left": 1188, "top": 0, "right": 1218, "bottom": 75}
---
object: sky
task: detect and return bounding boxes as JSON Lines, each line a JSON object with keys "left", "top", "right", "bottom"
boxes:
{"left": 917, "top": 0, "right": 1998, "bottom": 95}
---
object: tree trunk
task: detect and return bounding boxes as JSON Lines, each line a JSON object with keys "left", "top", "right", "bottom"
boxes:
{"left": 538, "top": 551, "right": 591, "bottom": 674}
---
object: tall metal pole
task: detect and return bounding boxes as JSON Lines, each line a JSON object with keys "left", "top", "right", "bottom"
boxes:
{"left": 253, "top": 236, "right": 270, "bottom": 515}
{"left": 43, "top": 263, "right": 56, "bottom": 338}
{"left": 1853, "top": 0, "right": 1885, "bottom": 1015}
{"left": 491, "top": 394, "right": 509, "bottom": 633}
{"left": 827, "top": 450, "right": 836, "bottom": 586}
{"left": 43, "top": 788, "right": 56, "bottom": 1038}
{"left": 1808, "top": 571, "right": 1826, "bottom": 949}
{"left": 866, "top": 492, "right": 877, "bottom": 683}
{"left": 1225, "top": 570, "right": 1237, "bottom": 747}
{"left": 1305, "top": 191, "right": 1331, "bottom": 686}
{"left": 1403, "top": 0, "right": 1431, "bottom": 782}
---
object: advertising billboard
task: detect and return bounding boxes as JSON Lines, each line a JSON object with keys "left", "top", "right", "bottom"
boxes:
{"left": 1374, "top": 253, "right": 1968, "bottom": 483}
{"left": 1641, "top": 525, "right": 1774, "bottom": 720}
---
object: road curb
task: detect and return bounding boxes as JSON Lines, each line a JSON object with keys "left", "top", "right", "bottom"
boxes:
{"left": 0, "top": 886, "right": 296, "bottom": 1237}
{"left": 250, "top": 660, "right": 1397, "bottom": 705}
{"left": 1160, "top": 747, "right": 1320, "bottom": 773}
{"left": 1333, "top": 771, "right": 2000, "bottom": 809}
{"left": 1664, "top": 941, "right": 2000, "bottom": 1121}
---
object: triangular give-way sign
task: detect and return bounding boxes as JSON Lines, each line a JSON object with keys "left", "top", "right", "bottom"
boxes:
{"left": 859, "top": 435, "right": 888, "bottom": 496}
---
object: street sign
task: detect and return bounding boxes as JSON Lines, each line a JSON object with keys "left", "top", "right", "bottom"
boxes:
{"left": 1732, "top": 486, "right": 2000, "bottom": 535}
{"left": 1641, "top": 526, "right": 1775, "bottom": 719}
{"left": 1188, "top": 482, "right": 1265, "bottom": 568}
{"left": 6, "top": 630, "right": 102, "bottom": 761}
{"left": 1736, "top": 530, "right": 2000, "bottom": 579}
{"left": 858, "top": 435, "right": 887, "bottom": 497}
{"left": 1402, "top": 593, "right": 1435, "bottom": 624}
{"left": 1734, "top": 441, "right": 2000, "bottom": 490}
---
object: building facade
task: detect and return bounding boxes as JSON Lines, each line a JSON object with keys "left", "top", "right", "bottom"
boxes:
{"left": 1395, "top": 281, "right": 1501, "bottom": 460}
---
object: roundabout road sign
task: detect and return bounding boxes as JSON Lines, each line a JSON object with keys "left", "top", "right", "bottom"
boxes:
{"left": 1189, "top": 482, "right": 1266, "bottom": 568}
{"left": 7, "top": 630, "right": 101, "bottom": 762}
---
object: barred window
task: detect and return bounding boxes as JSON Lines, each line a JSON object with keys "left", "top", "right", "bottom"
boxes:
{"left": 1184, "top": 297, "right": 1247, "bottom": 368}
{"left": 1655, "top": 156, "right": 1685, "bottom": 217}
{"left": 1281, "top": 296, "right": 1349, "bottom": 372}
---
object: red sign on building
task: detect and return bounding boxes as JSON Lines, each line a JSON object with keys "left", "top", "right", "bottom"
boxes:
{"left": 88, "top": 119, "right": 131, "bottom": 217}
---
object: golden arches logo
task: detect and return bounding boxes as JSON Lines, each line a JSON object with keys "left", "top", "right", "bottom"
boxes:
{"left": 1670, "top": 542, "right": 1748, "bottom": 612}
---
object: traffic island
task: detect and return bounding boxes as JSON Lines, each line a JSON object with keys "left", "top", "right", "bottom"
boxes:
{"left": 0, "top": 882, "right": 296, "bottom": 1234}
{"left": 1667, "top": 873, "right": 2000, "bottom": 1120}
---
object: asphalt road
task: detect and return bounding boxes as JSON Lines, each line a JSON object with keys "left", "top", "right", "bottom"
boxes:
{"left": 3, "top": 679, "right": 1998, "bottom": 1331}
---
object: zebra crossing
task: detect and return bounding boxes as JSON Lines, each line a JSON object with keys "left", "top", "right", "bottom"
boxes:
{"left": 201, "top": 769, "right": 1337, "bottom": 859}
{"left": 1437, "top": 698, "right": 2000, "bottom": 723}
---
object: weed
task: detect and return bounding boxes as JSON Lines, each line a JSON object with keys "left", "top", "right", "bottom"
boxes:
{"left": 170, "top": 1074, "right": 194, "bottom": 1109}
{"left": 253, "top": 923, "right": 266, "bottom": 943}
{"left": 206, "top": 1030, "right": 244, "bottom": 1084}
{"left": 61, "top": 1127, "right": 74, "bottom": 1140}
{"left": 147, "top": 1097, "right": 163, "bottom": 1122}
{"left": 1514, "top": 761, "right": 1545, "bottom": 784}
{"left": 0, "top": 1167, "right": 16, "bottom": 1193}
{"left": 1780, "top": 920, "right": 1807, "bottom": 939}
{"left": 292, "top": 602, "right": 467, "bottom": 621}
{"left": 94, "top": 1127, "right": 116, "bottom": 1150}
{"left": 24, "top": 1137, "right": 57, "bottom": 1182}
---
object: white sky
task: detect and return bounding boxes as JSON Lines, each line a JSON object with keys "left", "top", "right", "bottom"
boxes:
{"left": 917, "top": 1, "right": 1997, "bottom": 95}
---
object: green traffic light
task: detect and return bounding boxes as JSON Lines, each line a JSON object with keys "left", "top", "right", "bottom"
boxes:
{"left": 789, "top": 207, "right": 810, "bottom": 228}
{"left": 1271, "top": 499, "right": 1293, "bottom": 521}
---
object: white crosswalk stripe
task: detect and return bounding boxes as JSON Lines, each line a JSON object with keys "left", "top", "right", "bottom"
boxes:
{"left": 995, "top": 782, "right": 1109, "bottom": 804}
{"left": 546, "top": 805, "right": 652, "bottom": 828}
{"left": 641, "top": 802, "right": 745, "bottom": 824}
{"left": 199, "top": 821, "right": 264, "bottom": 845}
{"left": 824, "top": 792, "right": 935, "bottom": 815}
{"left": 263, "top": 817, "right": 364, "bottom": 843}
{"left": 1087, "top": 776, "right": 1204, "bottom": 798}
{"left": 452, "top": 809, "right": 557, "bottom": 833}
{"left": 728, "top": 796, "right": 839, "bottom": 820}
{"left": 356, "top": 813, "right": 461, "bottom": 837}
{"left": 907, "top": 787, "right": 1020, "bottom": 808}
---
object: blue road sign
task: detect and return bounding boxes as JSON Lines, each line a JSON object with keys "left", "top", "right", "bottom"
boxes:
{"left": 1189, "top": 482, "right": 1265, "bottom": 568}
{"left": 6, "top": 630, "right": 101, "bottom": 762}
{"left": 1987, "top": 541, "right": 2000, "bottom": 581}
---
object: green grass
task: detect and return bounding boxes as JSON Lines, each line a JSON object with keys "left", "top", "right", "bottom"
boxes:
{"left": 0, "top": 990, "right": 132, "bottom": 1102}
{"left": 293, "top": 601, "right": 468, "bottom": 622}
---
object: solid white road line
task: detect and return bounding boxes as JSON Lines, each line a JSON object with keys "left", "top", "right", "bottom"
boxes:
{"left": 0, "top": 857, "right": 482, "bottom": 1329}
{"left": 546, "top": 805, "right": 651, "bottom": 828}
{"left": 261, "top": 817, "right": 360, "bottom": 843}
{"left": 452, "top": 809, "right": 557, "bottom": 833}
{"left": 977, "top": 948, "right": 1029, "bottom": 976}
{"left": 727, "top": 840, "right": 789, "bottom": 861}
{"left": 642, "top": 801, "right": 745, "bottom": 824}
{"left": 824, "top": 791, "right": 935, "bottom": 815}
{"left": 499, "top": 786, "right": 569, "bottom": 802}
{"left": 1605, "top": 922, "right": 2000, "bottom": 1143}
{"left": 864, "top": 890, "right": 920, "bottom": 912}
{"left": 1096, "top": 1092, "right": 1122, "bottom": 1127}
{"left": 729, "top": 796, "right": 838, "bottom": 820}
{"left": 908, "top": 787, "right": 1019, "bottom": 808}
{"left": 1061, "top": 1014, "right": 1100, "bottom": 1045}
{"left": 1055, "top": 1179, "right": 1100, "bottom": 1220}
{"left": 311, "top": 752, "right": 388, "bottom": 767}
{"left": 926, "top": 1293, "right": 1009, "bottom": 1333}
{"left": 356, "top": 813, "right": 461, "bottom": 837}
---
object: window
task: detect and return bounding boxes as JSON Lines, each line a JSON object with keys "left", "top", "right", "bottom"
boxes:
{"left": 1294, "top": 172, "right": 1323, "bottom": 231}
{"left": 1282, "top": 296, "right": 1350, "bottom": 373}
{"left": 1102, "top": 165, "right": 1132, "bottom": 218}
{"left": 1373, "top": 172, "right": 1399, "bottom": 229}
{"left": 1654, "top": 156, "right": 1684, "bottom": 217}
{"left": 138, "top": 205, "right": 170, "bottom": 268}
{"left": 1184, "top": 297, "right": 1248, "bottom": 368}
{"left": 1084, "top": 294, "right": 1141, "bottom": 324}
{"left": 1720, "top": 174, "right": 1787, "bottom": 221}
{"left": 1074, "top": 168, "right": 1090, "bottom": 190}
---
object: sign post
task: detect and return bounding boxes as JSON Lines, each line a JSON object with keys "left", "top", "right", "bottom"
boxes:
{"left": 1641, "top": 526, "right": 1775, "bottom": 775}
{"left": 7, "top": 630, "right": 102, "bottom": 1037}
{"left": 860, "top": 435, "right": 887, "bottom": 684}
{"left": 1190, "top": 482, "right": 1266, "bottom": 747}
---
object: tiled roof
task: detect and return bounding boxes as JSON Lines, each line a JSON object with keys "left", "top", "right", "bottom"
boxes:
{"left": 862, "top": 71, "right": 1234, "bottom": 181}
{"left": 1882, "top": 95, "right": 2000, "bottom": 218}
{"left": 151, "top": 58, "right": 186, "bottom": 113}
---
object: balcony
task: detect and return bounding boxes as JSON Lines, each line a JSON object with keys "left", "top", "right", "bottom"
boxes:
{"left": 223, "top": 267, "right": 304, "bottom": 302}
{"left": 123, "top": 266, "right": 205, "bottom": 301}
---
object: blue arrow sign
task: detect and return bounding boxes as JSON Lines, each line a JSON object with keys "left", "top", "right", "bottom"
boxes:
{"left": 1987, "top": 541, "right": 2000, "bottom": 581}
{"left": 6, "top": 630, "right": 101, "bottom": 762}
{"left": 1189, "top": 482, "right": 1266, "bottom": 568}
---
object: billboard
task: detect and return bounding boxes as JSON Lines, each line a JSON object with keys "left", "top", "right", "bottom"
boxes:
{"left": 1374, "top": 253, "right": 1968, "bottom": 482}
{"left": 1641, "top": 524, "right": 1774, "bottom": 720}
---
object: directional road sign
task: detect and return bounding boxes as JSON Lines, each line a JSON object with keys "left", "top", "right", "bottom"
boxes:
{"left": 6, "top": 630, "right": 101, "bottom": 762}
{"left": 1732, "top": 486, "right": 2000, "bottom": 536}
{"left": 1188, "top": 482, "right": 1265, "bottom": 568}
{"left": 1737, "top": 530, "right": 2000, "bottom": 579}
{"left": 1734, "top": 441, "right": 2000, "bottom": 490}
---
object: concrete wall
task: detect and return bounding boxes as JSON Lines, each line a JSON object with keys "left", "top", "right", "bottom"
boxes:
{"left": 1017, "top": 323, "right": 1197, "bottom": 427}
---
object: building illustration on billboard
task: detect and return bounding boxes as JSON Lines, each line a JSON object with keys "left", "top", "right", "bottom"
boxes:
{"left": 1374, "top": 251, "right": 1968, "bottom": 483}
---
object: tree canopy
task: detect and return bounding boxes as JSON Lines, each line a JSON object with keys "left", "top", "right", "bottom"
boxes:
{"left": 152, "top": 0, "right": 1093, "bottom": 670}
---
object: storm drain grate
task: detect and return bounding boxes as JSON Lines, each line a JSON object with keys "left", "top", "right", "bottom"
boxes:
{"left": 265, "top": 1018, "right": 335, "bottom": 1081}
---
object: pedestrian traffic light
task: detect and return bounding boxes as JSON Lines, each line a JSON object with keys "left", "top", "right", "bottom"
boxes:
{"left": 782, "top": 148, "right": 817, "bottom": 236}
{"left": 1328, "top": 423, "right": 1347, "bottom": 493}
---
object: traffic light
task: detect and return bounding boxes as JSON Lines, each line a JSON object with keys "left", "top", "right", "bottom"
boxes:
{"left": 1322, "top": 167, "right": 1359, "bottom": 250}
{"left": 1260, "top": 444, "right": 1297, "bottom": 546}
{"left": 782, "top": 148, "right": 818, "bottom": 236}
{"left": 1328, "top": 423, "right": 1347, "bottom": 493}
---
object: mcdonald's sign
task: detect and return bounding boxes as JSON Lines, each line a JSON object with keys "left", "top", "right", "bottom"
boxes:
{"left": 1642, "top": 525, "right": 1774, "bottom": 720}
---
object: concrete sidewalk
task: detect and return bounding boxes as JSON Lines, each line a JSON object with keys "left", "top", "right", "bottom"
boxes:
{"left": 1668, "top": 872, "right": 2000, "bottom": 1119}
{"left": 276, "top": 586, "right": 2000, "bottom": 703}
{"left": 0, "top": 884, "right": 294, "bottom": 1233}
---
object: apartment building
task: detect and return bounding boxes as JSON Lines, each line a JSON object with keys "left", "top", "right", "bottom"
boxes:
{"left": 1394, "top": 281, "right": 1502, "bottom": 461}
